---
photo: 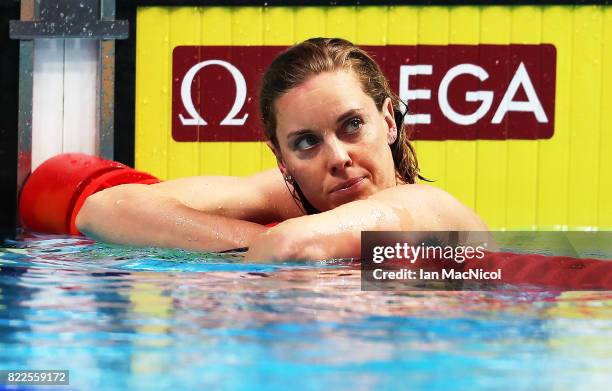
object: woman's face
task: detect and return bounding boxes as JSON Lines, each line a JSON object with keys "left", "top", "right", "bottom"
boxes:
{"left": 272, "top": 70, "right": 398, "bottom": 212}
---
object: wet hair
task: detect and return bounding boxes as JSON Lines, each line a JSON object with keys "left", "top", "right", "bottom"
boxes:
{"left": 260, "top": 37, "right": 424, "bottom": 214}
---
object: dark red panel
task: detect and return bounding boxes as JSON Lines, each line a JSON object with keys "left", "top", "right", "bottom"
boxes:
{"left": 171, "top": 44, "right": 556, "bottom": 141}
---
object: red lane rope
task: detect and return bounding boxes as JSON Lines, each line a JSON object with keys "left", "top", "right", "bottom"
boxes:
{"left": 466, "top": 250, "right": 612, "bottom": 290}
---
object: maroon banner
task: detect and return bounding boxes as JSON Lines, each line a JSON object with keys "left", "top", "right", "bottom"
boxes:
{"left": 172, "top": 44, "right": 556, "bottom": 142}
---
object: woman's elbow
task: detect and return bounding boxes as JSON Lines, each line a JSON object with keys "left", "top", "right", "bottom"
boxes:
{"left": 74, "top": 202, "right": 92, "bottom": 235}
{"left": 75, "top": 190, "right": 109, "bottom": 235}
{"left": 75, "top": 184, "right": 142, "bottom": 235}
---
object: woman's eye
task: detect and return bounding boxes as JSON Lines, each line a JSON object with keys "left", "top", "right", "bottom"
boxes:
{"left": 345, "top": 117, "right": 363, "bottom": 133}
{"left": 294, "top": 134, "right": 319, "bottom": 150}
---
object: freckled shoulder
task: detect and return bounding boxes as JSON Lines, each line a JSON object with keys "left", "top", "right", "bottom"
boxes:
{"left": 370, "top": 184, "right": 487, "bottom": 231}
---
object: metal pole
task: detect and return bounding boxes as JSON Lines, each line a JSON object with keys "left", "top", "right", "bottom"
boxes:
{"left": 9, "top": 0, "right": 128, "bottom": 228}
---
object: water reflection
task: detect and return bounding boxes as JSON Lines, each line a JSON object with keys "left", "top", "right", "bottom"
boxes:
{"left": 0, "top": 236, "right": 610, "bottom": 390}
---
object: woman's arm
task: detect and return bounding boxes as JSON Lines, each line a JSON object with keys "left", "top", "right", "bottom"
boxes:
{"left": 244, "top": 184, "right": 488, "bottom": 261}
{"left": 147, "top": 169, "right": 302, "bottom": 223}
{"left": 75, "top": 169, "right": 303, "bottom": 251}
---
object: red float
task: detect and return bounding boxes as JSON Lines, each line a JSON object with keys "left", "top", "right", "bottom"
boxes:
{"left": 19, "top": 153, "right": 159, "bottom": 235}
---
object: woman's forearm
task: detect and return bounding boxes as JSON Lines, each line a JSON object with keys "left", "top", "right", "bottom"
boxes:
{"left": 244, "top": 184, "right": 487, "bottom": 262}
{"left": 245, "top": 198, "right": 403, "bottom": 261}
{"left": 76, "top": 184, "right": 267, "bottom": 251}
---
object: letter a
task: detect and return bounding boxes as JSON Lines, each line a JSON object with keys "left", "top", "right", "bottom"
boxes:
{"left": 492, "top": 62, "right": 548, "bottom": 124}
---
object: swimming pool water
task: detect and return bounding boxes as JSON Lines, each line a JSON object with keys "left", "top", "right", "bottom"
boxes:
{"left": 1, "top": 234, "right": 611, "bottom": 390}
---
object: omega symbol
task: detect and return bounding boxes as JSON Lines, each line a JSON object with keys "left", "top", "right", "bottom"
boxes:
{"left": 179, "top": 59, "right": 249, "bottom": 126}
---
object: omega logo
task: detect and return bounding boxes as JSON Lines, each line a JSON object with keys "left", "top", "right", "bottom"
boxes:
{"left": 179, "top": 59, "right": 248, "bottom": 126}
{"left": 172, "top": 44, "right": 555, "bottom": 141}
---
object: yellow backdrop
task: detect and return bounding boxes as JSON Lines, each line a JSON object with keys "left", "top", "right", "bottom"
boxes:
{"left": 134, "top": 5, "right": 612, "bottom": 230}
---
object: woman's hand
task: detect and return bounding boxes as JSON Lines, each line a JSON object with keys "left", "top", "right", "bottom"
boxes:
{"left": 243, "top": 229, "right": 293, "bottom": 262}
{"left": 244, "top": 221, "right": 328, "bottom": 262}
{"left": 243, "top": 199, "right": 392, "bottom": 262}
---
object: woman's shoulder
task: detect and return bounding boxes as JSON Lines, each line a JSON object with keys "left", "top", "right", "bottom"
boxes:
{"left": 371, "top": 182, "right": 446, "bottom": 202}
{"left": 368, "top": 183, "right": 453, "bottom": 214}
{"left": 370, "top": 183, "right": 488, "bottom": 230}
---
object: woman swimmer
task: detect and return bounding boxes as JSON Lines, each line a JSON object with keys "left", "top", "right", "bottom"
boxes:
{"left": 76, "top": 38, "right": 487, "bottom": 261}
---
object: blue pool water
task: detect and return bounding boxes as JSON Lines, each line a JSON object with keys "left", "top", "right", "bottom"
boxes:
{"left": 1, "top": 234, "right": 611, "bottom": 390}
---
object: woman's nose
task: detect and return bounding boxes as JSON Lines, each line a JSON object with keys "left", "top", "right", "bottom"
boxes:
{"left": 325, "top": 138, "right": 352, "bottom": 173}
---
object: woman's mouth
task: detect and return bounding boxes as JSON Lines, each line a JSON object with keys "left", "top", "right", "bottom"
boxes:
{"left": 330, "top": 176, "right": 367, "bottom": 194}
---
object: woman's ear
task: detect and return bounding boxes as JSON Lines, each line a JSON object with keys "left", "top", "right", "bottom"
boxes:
{"left": 265, "top": 141, "right": 288, "bottom": 177}
{"left": 382, "top": 97, "right": 397, "bottom": 145}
